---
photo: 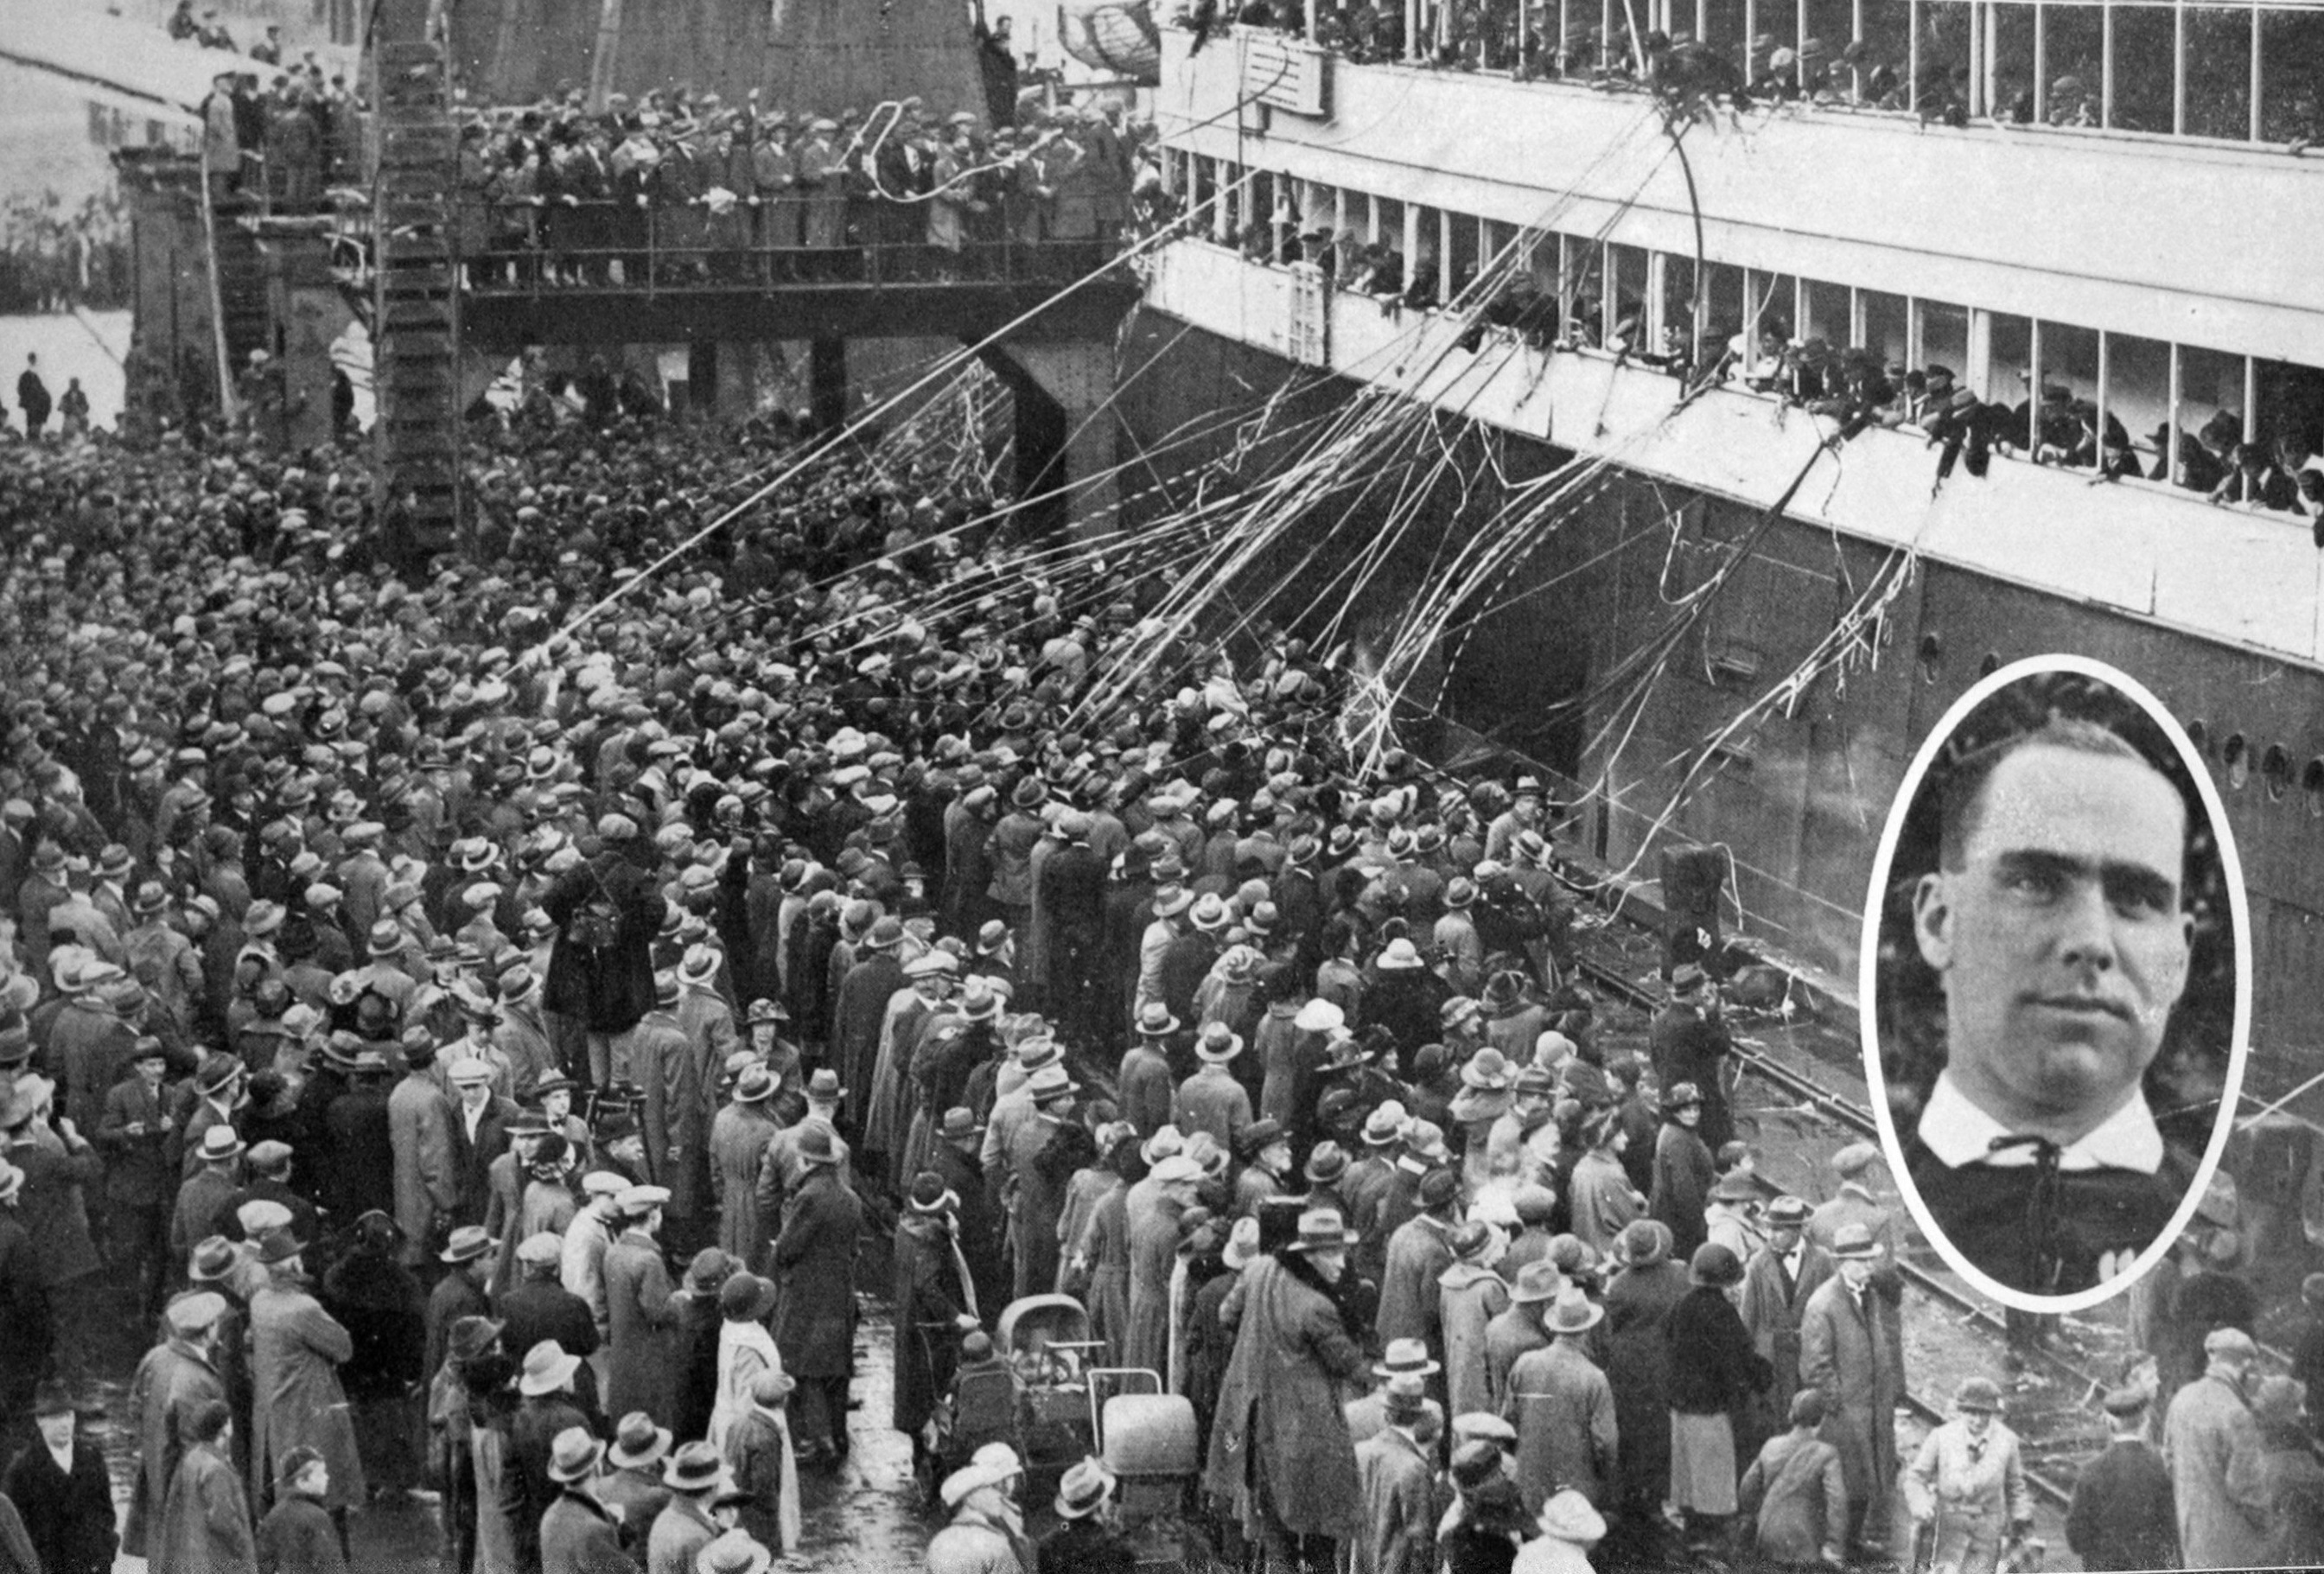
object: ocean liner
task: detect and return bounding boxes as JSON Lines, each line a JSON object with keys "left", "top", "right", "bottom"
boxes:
{"left": 1115, "top": 9, "right": 2324, "bottom": 1137}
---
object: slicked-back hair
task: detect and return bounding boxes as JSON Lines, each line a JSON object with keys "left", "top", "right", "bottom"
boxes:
{"left": 1935, "top": 714, "right": 2179, "bottom": 878}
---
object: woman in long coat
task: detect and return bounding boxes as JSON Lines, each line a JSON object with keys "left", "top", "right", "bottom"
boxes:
{"left": 1204, "top": 1224, "right": 1371, "bottom": 1550}
{"left": 249, "top": 1254, "right": 368, "bottom": 1516}
{"left": 1600, "top": 1221, "right": 1689, "bottom": 1523}
{"left": 1124, "top": 1163, "right": 1195, "bottom": 1374}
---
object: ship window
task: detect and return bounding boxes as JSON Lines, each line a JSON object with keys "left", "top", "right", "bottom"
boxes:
{"left": 1802, "top": 279, "right": 1850, "bottom": 352}
{"left": 2106, "top": 333, "right": 2174, "bottom": 479}
{"left": 1856, "top": 0, "right": 1912, "bottom": 104}
{"left": 1449, "top": 211, "right": 1481, "bottom": 300}
{"left": 1919, "top": 1, "right": 1976, "bottom": 116}
{"left": 2186, "top": 718, "right": 2210, "bottom": 756}
{"left": 1698, "top": 0, "right": 1745, "bottom": 73}
{"left": 1917, "top": 299, "right": 1970, "bottom": 390}
{"left": 1607, "top": 243, "right": 1650, "bottom": 352}
{"left": 1917, "top": 632, "right": 1943, "bottom": 684}
{"left": 1801, "top": 0, "right": 1850, "bottom": 80}
{"left": 1990, "top": 3, "right": 2038, "bottom": 122}
{"left": 1661, "top": 253, "right": 1701, "bottom": 362}
{"left": 1986, "top": 311, "right": 2034, "bottom": 425}
{"left": 2034, "top": 321, "right": 2102, "bottom": 468}
{"left": 1861, "top": 290, "right": 1909, "bottom": 374}
{"left": 2264, "top": 744, "right": 2293, "bottom": 801}
{"left": 2109, "top": 5, "right": 2175, "bottom": 134}
{"left": 2255, "top": 360, "right": 2324, "bottom": 476}
{"left": 2184, "top": 6, "right": 2254, "bottom": 141}
{"left": 2260, "top": 10, "right": 2324, "bottom": 144}
{"left": 2178, "top": 346, "right": 2251, "bottom": 481}
{"left": 2041, "top": 4, "right": 2104, "bottom": 124}
{"left": 2223, "top": 732, "right": 2250, "bottom": 790}
{"left": 1700, "top": 262, "right": 1745, "bottom": 366}
{"left": 1745, "top": 271, "right": 1797, "bottom": 366}
{"left": 1978, "top": 652, "right": 2001, "bottom": 679}
{"left": 2303, "top": 759, "right": 2324, "bottom": 819}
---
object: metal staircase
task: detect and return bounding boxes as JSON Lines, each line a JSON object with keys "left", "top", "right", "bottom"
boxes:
{"left": 370, "top": 35, "right": 462, "bottom": 563}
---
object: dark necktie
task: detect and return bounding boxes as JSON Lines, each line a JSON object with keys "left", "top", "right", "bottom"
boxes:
{"left": 1987, "top": 1132, "right": 2067, "bottom": 1286}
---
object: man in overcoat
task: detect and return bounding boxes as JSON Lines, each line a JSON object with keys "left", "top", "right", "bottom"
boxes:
{"left": 1205, "top": 1207, "right": 1371, "bottom": 1569}
{"left": 1797, "top": 1223, "right": 1904, "bottom": 1558}
{"left": 602, "top": 1185, "right": 681, "bottom": 1427}
{"left": 248, "top": 1236, "right": 367, "bottom": 1519}
{"left": 771, "top": 1120, "right": 860, "bottom": 1466}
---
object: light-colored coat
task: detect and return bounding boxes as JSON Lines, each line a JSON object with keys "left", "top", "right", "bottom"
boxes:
{"left": 1438, "top": 1260, "right": 1512, "bottom": 1420}
{"left": 389, "top": 1072, "right": 457, "bottom": 1259}
{"left": 1502, "top": 1338, "right": 1618, "bottom": 1513}
{"left": 602, "top": 1228, "right": 680, "bottom": 1425}
{"left": 1903, "top": 1418, "right": 2033, "bottom": 1574}
{"left": 2163, "top": 1371, "right": 2274, "bottom": 1571}
{"left": 710, "top": 1099, "right": 781, "bottom": 1263}
{"left": 1798, "top": 1275, "right": 1905, "bottom": 1544}
{"left": 1353, "top": 1424, "right": 1436, "bottom": 1574}
{"left": 249, "top": 1277, "right": 367, "bottom": 1511}
{"left": 123, "top": 1336, "right": 226, "bottom": 1558}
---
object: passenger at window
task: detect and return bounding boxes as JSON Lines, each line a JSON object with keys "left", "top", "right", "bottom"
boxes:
{"left": 2209, "top": 443, "right": 2298, "bottom": 512}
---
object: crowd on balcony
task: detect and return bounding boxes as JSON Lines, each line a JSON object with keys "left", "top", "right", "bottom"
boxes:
{"left": 196, "top": 62, "right": 366, "bottom": 213}
{"left": 1217, "top": 209, "right": 2324, "bottom": 528}
{"left": 445, "top": 92, "right": 1163, "bottom": 290}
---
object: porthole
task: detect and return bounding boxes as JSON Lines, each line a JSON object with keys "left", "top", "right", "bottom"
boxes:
{"left": 1977, "top": 652, "right": 2001, "bottom": 679}
{"left": 2303, "top": 759, "right": 2324, "bottom": 819}
{"left": 2264, "top": 745, "right": 2293, "bottom": 801}
{"left": 2223, "top": 733, "right": 2249, "bottom": 790}
{"left": 2186, "top": 719, "right": 2209, "bottom": 756}
{"left": 1918, "top": 634, "right": 1944, "bottom": 685}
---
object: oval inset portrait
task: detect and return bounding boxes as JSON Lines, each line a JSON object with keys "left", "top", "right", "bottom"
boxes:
{"left": 1862, "top": 655, "right": 2249, "bottom": 1312}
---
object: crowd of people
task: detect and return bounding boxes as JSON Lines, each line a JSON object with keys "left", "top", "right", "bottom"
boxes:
{"left": 197, "top": 61, "right": 364, "bottom": 213}
{"left": 0, "top": 336, "right": 2319, "bottom": 1574}
{"left": 447, "top": 91, "right": 1160, "bottom": 290}
{"left": 0, "top": 191, "right": 130, "bottom": 318}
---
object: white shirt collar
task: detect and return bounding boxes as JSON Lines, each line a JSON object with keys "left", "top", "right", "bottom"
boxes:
{"left": 1917, "top": 1071, "right": 2163, "bottom": 1175}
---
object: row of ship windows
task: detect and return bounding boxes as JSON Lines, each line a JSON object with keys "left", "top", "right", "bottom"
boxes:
{"left": 1175, "top": 156, "right": 2324, "bottom": 507}
{"left": 1282, "top": 0, "right": 2324, "bottom": 150}
{"left": 1914, "top": 634, "right": 2318, "bottom": 808}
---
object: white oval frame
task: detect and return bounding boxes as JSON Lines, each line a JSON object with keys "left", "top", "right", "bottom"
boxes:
{"left": 1857, "top": 653, "right": 2252, "bottom": 1314}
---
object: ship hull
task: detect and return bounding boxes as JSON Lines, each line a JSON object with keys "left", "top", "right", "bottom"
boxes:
{"left": 1117, "top": 304, "right": 2324, "bottom": 1112}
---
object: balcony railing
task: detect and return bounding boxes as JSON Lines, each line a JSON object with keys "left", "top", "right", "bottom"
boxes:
{"left": 342, "top": 198, "right": 1124, "bottom": 297}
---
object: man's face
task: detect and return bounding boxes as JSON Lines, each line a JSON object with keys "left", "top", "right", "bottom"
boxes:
{"left": 1913, "top": 742, "right": 2193, "bottom": 1134}
{"left": 36, "top": 1412, "right": 73, "bottom": 1451}
{"left": 1839, "top": 1256, "right": 1874, "bottom": 1289}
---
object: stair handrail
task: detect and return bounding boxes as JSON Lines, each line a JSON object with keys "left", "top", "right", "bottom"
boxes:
{"left": 196, "top": 141, "right": 244, "bottom": 421}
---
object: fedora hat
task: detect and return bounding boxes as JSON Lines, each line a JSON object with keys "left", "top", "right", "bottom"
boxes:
{"left": 1546, "top": 1287, "right": 1603, "bottom": 1335}
{"left": 194, "top": 1052, "right": 244, "bottom": 1094}
{"left": 1134, "top": 1001, "right": 1180, "bottom": 1037}
{"left": 449, "top": 1316, "right": 506, "bottom": 1363}
{"left": 1460, "top": 1048, "right": 1513, "bottom": 1092}
{"left": 695, "top": 1531, "right": 774, "bottom": 1574}
{"left": 439, "top": 1225, "right": 496, "bottom": 1265}
{"left": 1194, "top": 1023, "right": 1242, "bottom": 1064}
{"left": 1510, "top": 1260, "right": 1563, "bottom": 1303}
{"left": 664, "top": 1440, "right": 724, "bottom": 1490}
{"left": 1302, "top": 1140, "right": 1348, "bottom": 1186}
{"left": 732, "top": 1067, "right": 777, "bottom": 1104}
{"left": 546, "top": 1426, "right": 603, "bottom": 1483}
{"left": 1187, "top": 894, "right": 1229, "bottom": 932}
{"left": 1150, "top": 884, "right": 1194, "bottom": 919}
{"left": 1372, "top": 1335, "right": 1442, "bottom": 1380}
{"left": 805, "top": 1068, "right": 845, "bottom": 1102}
{"left": 795, "top": 1121, "right": 843, "bottom": 1167}
{"left": 519, "top": 1340, "right": 582, "bottom": 1396}
{"left": 1359, "top": 1101, "right": 1408, "bottom": 1146}
{"left": 1288, "top": 1207, "right": 1358, "bottom": 1254}
{"left": 939, "top": 1106, "right": 982, "bottom": 1143}
{"left": 1827, "top": 1222, "right": 1881, "bottom": 1260}
{"left": 254, "top": 1231, "right": 309, "bottom": 1266}
{"left": 188, "top": 1236, "right": 239, "bottom": 1283}
{"left": 194, "top": 1125, "right": 246, "bottom": 1164}
{"left": 609, "top": 1412, "right": 675, "bottom": 1469}
{"left": 1053, "top": 1456, "right": 1117, "bottom": 1520}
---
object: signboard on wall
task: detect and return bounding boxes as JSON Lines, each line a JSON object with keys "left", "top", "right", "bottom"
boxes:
{"left": 1241, "top": 29, "right": 1328, "bottom": 117}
